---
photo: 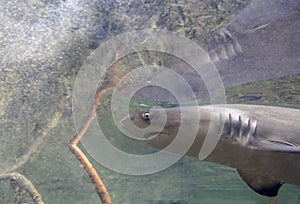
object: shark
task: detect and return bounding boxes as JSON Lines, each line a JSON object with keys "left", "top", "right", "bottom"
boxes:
{"left": 120, "top": 104, "right": 300, "bottom": 201}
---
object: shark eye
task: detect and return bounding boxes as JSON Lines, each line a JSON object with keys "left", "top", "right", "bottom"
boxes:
{"left": 141, "top": 111, "right": 151, "bottom": 121}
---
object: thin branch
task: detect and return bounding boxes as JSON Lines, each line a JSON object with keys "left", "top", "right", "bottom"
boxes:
{"left": 69, "top": 86, "right": 114, "bottom": 204}
{"left": 69, "top": 50, "right": 128, "bottom": 204}
{"left": 0, "top": 173, "right": 44, "bottom": 204}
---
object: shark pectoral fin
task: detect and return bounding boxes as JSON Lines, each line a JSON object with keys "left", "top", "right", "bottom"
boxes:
{"left": 251, "top": 140, "right": 300, "bottom": 153}
{"left": 237, "top": 169, "right": 284, "bottom": 197}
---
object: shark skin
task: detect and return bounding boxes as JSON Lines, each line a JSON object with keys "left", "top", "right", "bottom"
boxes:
{"left": 120, "top": 104, "right": 300, "bottom": 199}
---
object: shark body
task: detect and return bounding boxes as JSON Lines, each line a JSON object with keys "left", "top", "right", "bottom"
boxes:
{"left": 120, "top": 104, "right": 300, "bottom": 198}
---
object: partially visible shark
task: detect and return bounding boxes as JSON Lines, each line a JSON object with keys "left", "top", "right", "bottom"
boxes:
{"left": 120, "top": 104, "right": 300, "bottom": 200}
{"left": 134, "top": 0, "right": 300, "bottom": 103}
{"left": 208, "top": 0, "right": 300, "bottom": 86}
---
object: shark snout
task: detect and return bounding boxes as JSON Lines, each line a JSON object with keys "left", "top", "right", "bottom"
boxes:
{"left": 118, "top": 114, "right": 151, "bottom": 140}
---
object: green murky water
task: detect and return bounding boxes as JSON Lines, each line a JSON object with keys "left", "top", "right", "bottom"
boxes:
{"left": 1, "top": 74, "right": 299, "bottom": 204}
{"left": 94, "top": 74, "right": 300, "bottom": 204}
{"left": 0, "top": 0, "right": 299, "bottom": 203}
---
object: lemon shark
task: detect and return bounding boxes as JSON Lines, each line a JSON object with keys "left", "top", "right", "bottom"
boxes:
{"left": 120, "top": 104, "right": 300, "bottom": 199}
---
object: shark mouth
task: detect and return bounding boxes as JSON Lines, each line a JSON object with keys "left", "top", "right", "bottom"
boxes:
{"left": 144, "top": 131, "right": 167, "bottom": 139}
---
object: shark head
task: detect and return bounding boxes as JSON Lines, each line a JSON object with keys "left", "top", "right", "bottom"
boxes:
{"left": 119, "top": 107, "right": 181, "bottom": 148}
{"left": 119, "top": 106, "right": 212, "bottom": 155}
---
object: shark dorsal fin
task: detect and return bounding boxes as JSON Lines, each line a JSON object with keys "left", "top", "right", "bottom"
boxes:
{"left": 237, "top": 169, "right": 284, "bottom": 197}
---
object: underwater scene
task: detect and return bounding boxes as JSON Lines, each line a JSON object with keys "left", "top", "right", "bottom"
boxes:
{"left": 0, "top": 0, "right": 300, "bottom": 204}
